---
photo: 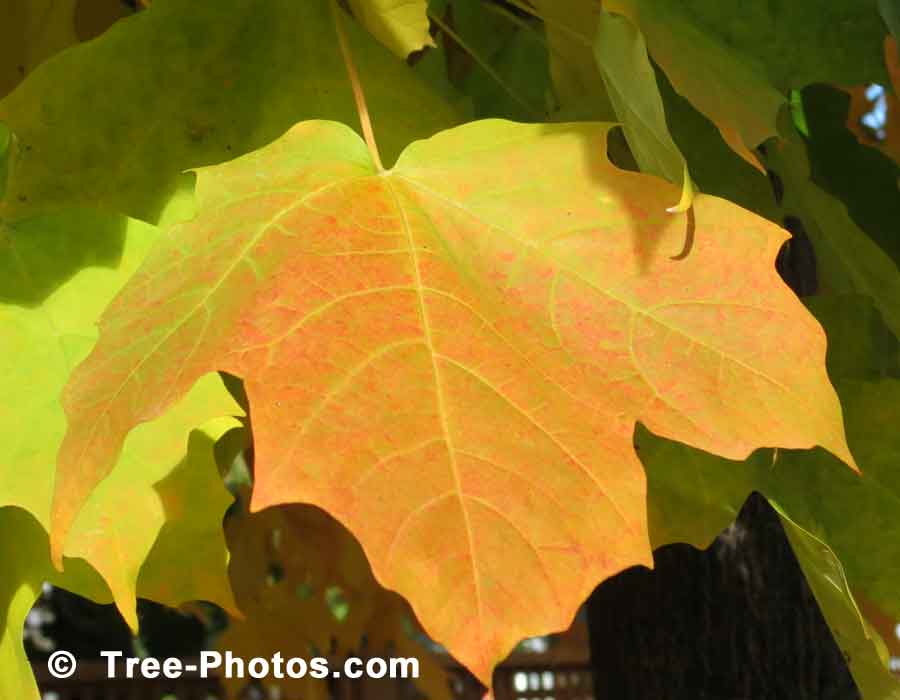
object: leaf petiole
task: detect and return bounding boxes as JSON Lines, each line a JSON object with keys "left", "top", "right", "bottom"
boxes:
{"left": 331, "top": 0, "right": 384, "bottom": 172}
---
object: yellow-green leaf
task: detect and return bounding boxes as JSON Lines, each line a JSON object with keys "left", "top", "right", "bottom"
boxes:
{"left": 349, "top": 0, "right": 435, "bottom": 58}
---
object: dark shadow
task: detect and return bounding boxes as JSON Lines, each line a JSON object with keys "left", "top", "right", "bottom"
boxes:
{"left": 802, "top": 85, "right": 900, "bottom": 267}
{"left": 776, "top": 215, "right": 818, "bottom": 297}
{"left": 0, "top": 208, "right": 127, "bottom": 306}
{"left": 538, "top": 121, "right": 689, "bottom": 274}
{"left": 669, "top": 205, "right": 695, "bottom": 260}
{"left": 586, "top": 492, "right": 859, "bottom": 700}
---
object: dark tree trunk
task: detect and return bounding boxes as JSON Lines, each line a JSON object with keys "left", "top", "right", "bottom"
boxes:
{"left": 586, "top": 493, "right": 859, "bottom": 700}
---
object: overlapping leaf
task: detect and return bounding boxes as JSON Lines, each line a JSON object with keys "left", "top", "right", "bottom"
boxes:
{"left": 64, "top": 386, "right": 242, "bottom": 628}
{"left": 802, "top": 84, "right": 900, "bottom": 268}
{"left": 776, "top": 508, "right": 900, "bottom": 700}
{"left": 604, "top": 0, "right": 784, "bottom": 169}
{"left": 0, "top": 507, "right": 111, "bottom": 699}
{"left": 846, "top": 37, "right": 900, "bottom": 167}
{"left": 433, "top": 0, "right": 551, "bottom": 121}
{"left": 606, "top": 0, "right": 889, "bottom": 170}
{"left": 53, "top": 118, "right": 853, "bottom": 682}
{"left": 529, "top": 0, "right": 615, "bottom": 121}
{"left": 0, "top": 0, "right": 130, "bottom": 99}
{"left": 220, "top": 498, "right": 450, "bottom": 700}
{"left": 593, "top": 7, "right": 692, "bottom": 211}
{"left": 0, "top": 0, "right": 462, "bottom": 224}
{"left": 0, "top": 205, "right": 245, "bottom": 699}
{"left": 765, "top": 136, "right": 900, "bottom": 338}
{"left": 0, "top": 212, "right": 156, "bottom": 523}
{"left": 349, "top": 0, "right": 434, "bottom": 59}
{"left": 640, "top": 294, "right": 900, "bottom": 699}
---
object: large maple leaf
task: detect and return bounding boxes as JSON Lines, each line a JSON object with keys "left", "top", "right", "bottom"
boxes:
{"left": 53, "top": 119, "right": 853, "bottom": 683}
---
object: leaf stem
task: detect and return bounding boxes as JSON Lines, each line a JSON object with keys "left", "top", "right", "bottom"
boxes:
{"left": 331, "top": 0, "right": 384, "bottom": 172}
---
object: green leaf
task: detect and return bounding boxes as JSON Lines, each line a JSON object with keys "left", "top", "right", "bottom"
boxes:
{"left": 775, "top": 507, "right": 900, "bottom": 700}
{"left": 0, "top": 0, "right": 79, "bottom": 100}
{"left": 0, "top": 413, "right": 241, "bottom": 698}
{"left": 132, "top": 419, "right": 242, "bottom": 616}
{"left": 607, "top": 0, "right": 888, "bottom": 170}
{"left": 64, "top": 380, "right": 242, "bottom": 630}
{"left": 593, "top": 8, "right": 692, "bottom": 211}
{"left": 656, "top": 66, "right": 780, "bottom": 222}
{"left": 0, "top": 507, "right": 111, "bottom": 699}
{"left": 881, "top": 0, "right": 900, "bottom": 43}
{"left": 766, "top": 137, "right": 900, "bottom": 340}
{"left": 0, "top": 0, "right": 462, "bottom": 224}
{"left": 804, "top": 295, "right": 900, "bottom": 381}
{"left": 0, "top": 211, "right": 154, "bottom": 524}
{"left": 606, "top": 0, "right": 784, "bottom": 170}
{"left": 0, "top": 208, "right": 242, "bottom": 628}
{"left": 529, "top": 0, "right": 616, "bottom": 121}
{"left": 435, "top": 0, "right": 551, "bottom": 121}
{"left": 646, "top": 0, "right": 887, "bottom": 92}
{"left": 801, "top": 85, "right": 900, "bottom": 268}
{"left": 348, "top": 0, "right": 434, "bottom": 58}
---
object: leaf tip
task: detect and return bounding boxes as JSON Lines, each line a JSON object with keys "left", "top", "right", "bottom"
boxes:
{"left": 48, "top": 514, "right": 68, "bottom": 573}
{"left": 121, "top": 606, "right": 139, "bottom": 635}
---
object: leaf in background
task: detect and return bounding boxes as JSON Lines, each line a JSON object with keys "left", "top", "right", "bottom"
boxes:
{"left": 0, "top": 211, "right": 153, "bottom": 523}
{"left": 881, "top": 0, "right": 900, "bottom": 42}
{"left": 607, "top": 0, "right": 889, "bottom": 170}
{"left": 846, "top": 37, "right": 900, "bottom": 167}
{"left": 349, "top": 0, "right": 434, "bottom": 58}
{"left": 766, "top": 137, "right": 900, "bottom": 339}
{"left": 858, "top": 594, "right": 900, "bottom": 661}
{"left": 0, "top": 0, "right": 78, "bottom": 100}
{"left": 654, "top": 66, "right": 780, "bottom": 223}
{"left": 135, "top": 424, "right": 242, "bottom": 613}
{"left": 0, "top": 507, "right": 111, "bottom": 699}
{"left": 0, "top": 0, "right": 462, "bottom": 224}
{"left": 0, "top": 123, "right": 8, "bottom": 198}
{"left": 0, "top": 0, "right": 131, "bottom": 99}
{"left": 640, "top": 295, "right": 900, "bottom": 699}
{"left": 0, "top": 209, "right": 241, "bottom": 630}
{"left": 644, "top": 0, "right": 887, "bottom": 92}
{"left": 529, "top": 0, "right": 615, "bottom": 121}
{"left": 55, "top": 118, "right": 852, "bottom": 683}
{"left": 802, "top": 84, "right": 900, "bottom": 268}
{"left": 73, "top": 0, "right": 133, "bottom": 42}
{"left": 804, "top": 295, "right": 900, "bottom": 381}
{"left": 605, "top": 0, "right": 784, "bottom": 170}
{"left": 434, "top": 0, "right": 551, "bottom": 121}
{"left": 775, "top": 507, "right": 900, "bottom": 700}
{"left": 64, "top": 381, "right": 242, "bottom": 630}
{"left": 220, "top": 501, "right": 450, "bottom": 700}
{"left": 594, "top": 8, "right": 692, "bottom": 211}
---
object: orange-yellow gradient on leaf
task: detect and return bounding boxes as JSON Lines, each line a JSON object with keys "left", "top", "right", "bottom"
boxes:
{"left": 53, "top": 119, "right": 855, "bottom": 684}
